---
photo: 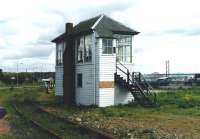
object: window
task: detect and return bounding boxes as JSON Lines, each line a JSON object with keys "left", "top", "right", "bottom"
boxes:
{"left": 84, "top": 35, "right": 92, "bottom": 62}
{"left": 77, "top": 73, "right": 82, "bottom": 88}
{"left": 77, "top": 37, "right": 84, "bottom": 63}
{"left": 76, "top": 35, "right": 92, "bottom": 63}
{"left": 102, "top": 39, "right": 113, "bottom": 54}
{"left": 56, "top": 42, "right": 65, "bottom": 66}
{"left": 116, "top": 35, "right": 132, "bottom": 62}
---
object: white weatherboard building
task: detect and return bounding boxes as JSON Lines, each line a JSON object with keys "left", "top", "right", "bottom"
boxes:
{"left": 52, "top": 14, "right": 141, "bottom": 107}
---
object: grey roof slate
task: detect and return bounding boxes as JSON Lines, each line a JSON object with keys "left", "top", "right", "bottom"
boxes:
{"left": 95, "top": 15, "right": 139, "bottom": 37}
{"left": 52, "top": 14, "right": 139, "bottom": 42}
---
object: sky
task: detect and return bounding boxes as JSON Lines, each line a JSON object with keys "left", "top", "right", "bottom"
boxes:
{"left": 0, "top": 0, "right": 200, "bottom": 73}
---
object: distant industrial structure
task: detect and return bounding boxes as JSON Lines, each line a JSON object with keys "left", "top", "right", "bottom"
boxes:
{"left": 165, "top": 60, "right": 170, "bottom": 77}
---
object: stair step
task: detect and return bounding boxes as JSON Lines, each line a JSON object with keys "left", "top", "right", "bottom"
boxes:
{"left": 115, "top": 72, "right": 157, "bottom": 106}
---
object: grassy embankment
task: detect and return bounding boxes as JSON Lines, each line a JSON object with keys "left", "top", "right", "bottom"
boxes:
{"left": 41, "top": 88, "right": 200, "bottom": 139}
{"left": 0, "top": 87, "right": 60, "bottom": 139}
{"left": 0, "top": 87, "right": 96, "bottom": 139}
{"left": 1, "top": 87, "right": 200, "bottom": 138}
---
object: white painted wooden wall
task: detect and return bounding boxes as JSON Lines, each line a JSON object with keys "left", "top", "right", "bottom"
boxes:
{"left": 75, "top": 34, "right": 96, "bottom": 106}
{"left": 55, "top": 66, "right": 63, "bottom": 96}
{"left": 55, "top": 33, "right": 135, "bottom": 106}
{"left": 75, "top": 64, "right": 95, "bottom": 105}
{"left": 96, "top": 38, "right": 116, "bottom": 107}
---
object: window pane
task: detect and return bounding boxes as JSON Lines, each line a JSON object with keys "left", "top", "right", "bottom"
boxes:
{"left": 77, "top": 37, "right": 84, "bottom": 63}
{"left": 107, "top": 47, "right": 112, "bottom": 54}
{"left": 56, "top": 42, "right": 64, "bottom": 66}
{"left": 116, "top": 35, "right": 132, "bottom": 62}
{"left": 102, "top": 39, "right": 113, "bottom": 54}
{"left": 123, "top": 46, "right": 126, "bottom": 62}
{"left": 103, "top": 39, "right": 107, "bottom": 47}
{"left": 102, "top": 39, "right": 107, "bottom": 54}
{"left": 77, "top": 73, "right": 82, "bottom": 88}
{"left": 84, "top": 35, "right": 92, "bottom": 62}
{"left": 126, "top": 45, "right": 131, "bottom": 62}
{"left": 118, "top": 46, "right": 123, "bottom": 61}
{"left": 108, "top": 40, "right": 112, "bottom": 46}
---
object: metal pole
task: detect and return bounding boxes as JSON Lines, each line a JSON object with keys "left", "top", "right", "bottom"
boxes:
{"left": 17, "top": 63, "right": 18, "bottom": 87}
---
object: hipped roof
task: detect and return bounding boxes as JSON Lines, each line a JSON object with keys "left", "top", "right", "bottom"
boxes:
{"left": 52, "top": 14, "right": 139, "bottom": 42}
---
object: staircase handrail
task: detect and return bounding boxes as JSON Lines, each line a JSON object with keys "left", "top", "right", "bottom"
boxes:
{"left": 133, "top": 72, "right": 153, "bottom": 90}
{"left": 116, "top": 66, "right": 128, "bottom": 76}
{"left": 139, "top": 73, "right": 153, "bottom": 90}
{"left": 115, "top": 62, "right": 157, "bottom": 105}
{"left": 116, "top": 61, "right": 130, "bottom": 82}
{"left": 117, "top": 61, "right": 129, "bottom": 71}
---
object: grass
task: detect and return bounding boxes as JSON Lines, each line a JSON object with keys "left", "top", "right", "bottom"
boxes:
{"left": 0, "top": 87, "right": 54, "bottom": 139}
{"left": 16, "top": 103, "right": 95, "bottom": 139}
{"left": 0, "top": 87, "right": 96, "bottom": 139}
{"left": 40, "top": 87, "right": 200, "bottom": 138}
{"left": 1, "top": 86, "right": 200, "bottom": 138}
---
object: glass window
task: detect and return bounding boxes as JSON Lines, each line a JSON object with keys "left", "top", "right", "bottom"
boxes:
{"left": 102, "top": 39, "right": 113, "bottom": 54}
{"left": 56, "top": 42, "right": 65, "bottom": 66}
{"left": 77, "top": 73, "right": 82, "bottom": 88}
{"left": 84, "top": 35, "right": 92, "bottom": 62}
{"left": 77, "top": 37, "right": 84, "bottom": 63}
{"left": 76, "top": 35, "right": 92, "bottom": 63}
{"left": 116, "top": 35, "right": 132, "bottom": 62}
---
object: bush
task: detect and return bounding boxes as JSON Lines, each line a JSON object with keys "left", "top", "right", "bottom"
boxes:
{"left": 157, "top": 88, "right": 200, "bottom": 108}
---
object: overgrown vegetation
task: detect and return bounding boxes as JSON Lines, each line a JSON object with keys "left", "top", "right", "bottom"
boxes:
{"left": 1, "top": 87, "right": 200, "bottom": 138}
{"left": 158, "top": 88, "right": 200, "bottom": 108}
{"left": 0, "top": 87, "right": 51, "bottom": 139}
{"left": 0, "top": 87, "right": 95, "bottom": 139}
{"left": 40, "top": 87, "right": 200, "bottom": 138}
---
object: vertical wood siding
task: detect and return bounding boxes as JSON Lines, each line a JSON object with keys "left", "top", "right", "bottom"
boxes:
{"left": 114, "top": 85, "right": 134, "bottom": 105}
{"left": 55, "top": 66, "right": 63, "bottom": 96}
{"left": 96, "top": 38, "right": 116, "bottom": 107}
{"left": 75, "top": 34, "right": 95, "bottom": 106}
{"left": 75, "top": 64, "right": 95, "bottom": 105}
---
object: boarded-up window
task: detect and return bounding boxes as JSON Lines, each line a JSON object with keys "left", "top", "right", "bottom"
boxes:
{"left": 77, "top": 73, "right": 82, "bottom": 88}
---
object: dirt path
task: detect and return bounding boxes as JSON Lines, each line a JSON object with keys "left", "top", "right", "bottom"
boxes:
{"left": 0, "top": 116, "right": 9, "bottom": 134}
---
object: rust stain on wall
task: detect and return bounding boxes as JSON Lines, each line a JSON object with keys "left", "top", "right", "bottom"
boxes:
{"left": 99, "top": 81, "right": 114, "bottom": 88}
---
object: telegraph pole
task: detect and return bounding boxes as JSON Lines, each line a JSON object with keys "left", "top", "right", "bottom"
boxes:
{"left": 166, "top": 60, "right": 170, "bottom": 77}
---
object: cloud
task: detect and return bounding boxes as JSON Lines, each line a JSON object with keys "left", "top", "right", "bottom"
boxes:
{"left": 134, "top": 48, "right": 143, "bottom": 54}
{"left": 144, "top": 27, "right": 200, "bottom": 36}
{"left": 3, "top": 45, "right": 54, "bottom": 60}
{"left": 1, "top": 0, "right": 200, "bottom": 73}
{"left": 0, "top": 19, "right": 8, "bottom": 24}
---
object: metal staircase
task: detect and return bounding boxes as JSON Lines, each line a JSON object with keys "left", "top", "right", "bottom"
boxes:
{"left": 115, "top": 62, "right": 158, "bottom": 106}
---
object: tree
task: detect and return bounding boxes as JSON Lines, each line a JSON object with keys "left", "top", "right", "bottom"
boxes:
{"left": 0, "top": 69, "right": 3, "bottom": 80}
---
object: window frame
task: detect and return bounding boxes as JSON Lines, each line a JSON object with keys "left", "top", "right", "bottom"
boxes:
{"left": 76, "top": 35, "right": 92, "bottom": 64}
{"left": 56, "top": 41, "right": 65, "bottom": 66}
{"left": 77, "top": 73, "right": 83, "bottom": 88}
{"left": 102, "top": 39, "right": 113, "bottom": 55}
{"left": 116, "top": 35, "right": 132, "bottom": 63}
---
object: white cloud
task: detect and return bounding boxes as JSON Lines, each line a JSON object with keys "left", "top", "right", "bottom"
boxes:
{"left": 0, "top": 0, "right": 200, "bottom": 73}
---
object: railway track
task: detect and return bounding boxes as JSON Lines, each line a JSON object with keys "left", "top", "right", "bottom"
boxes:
{"left": 12, "top": 104, "right": 61, "bottom": 139}
{"left": 13, "top": 103, "right": 118, "bottom": 139}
